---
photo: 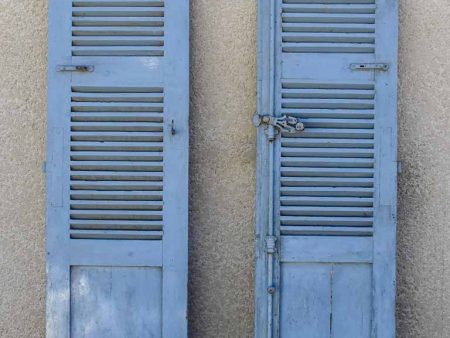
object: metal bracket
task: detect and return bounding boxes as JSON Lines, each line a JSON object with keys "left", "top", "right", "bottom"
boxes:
{"left": 350, "top": 63, "right": 389, "bottom": 71}
{"left": 57, "top": 65, "right": 94, "bottom": 72}
{"left": 265, "top": 236, "right": 277, "bottom": 254}
{"left": 253, "top": 114, "right": 304, "bottom": 141}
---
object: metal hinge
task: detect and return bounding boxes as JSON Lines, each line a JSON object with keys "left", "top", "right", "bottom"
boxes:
{"left": 253, "top": 114, "right": 304, "bottom": 141}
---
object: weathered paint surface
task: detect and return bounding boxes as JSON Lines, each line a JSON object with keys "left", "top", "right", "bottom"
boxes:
{"left": 0, "top": 0, "right": 449, "bottom": 338}
{"left": 70, "top": 267, "right": 162, "bottom": 338}
{"left": 255, "top": 0, "right": 398, "bottom": 336}
{"left": 45, "top": 0, "right": 189, "bottom": 336}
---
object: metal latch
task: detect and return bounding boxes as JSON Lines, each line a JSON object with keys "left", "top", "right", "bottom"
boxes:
{"left": 57, "top": 65, "right": 94, "bottom": 72}
{"left": 350, "top": 63, "right": 389, "bottom": 71}
{"left": 253, "top": 114, "right": 304, "bottom": 140}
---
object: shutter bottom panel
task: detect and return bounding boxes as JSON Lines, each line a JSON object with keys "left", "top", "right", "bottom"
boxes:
{"left": 70, "top": 86, "right": 164, "bottom": 240}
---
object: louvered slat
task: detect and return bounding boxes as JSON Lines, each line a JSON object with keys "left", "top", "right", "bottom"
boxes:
{"left": 281, "top": 0, "right": 376, "bottom": 54}
{"left": 279, "top": 81, "right": 374, "bottom": 236}
{"left": 72, "top": 0, "right": 165, "bottom": 56}
{"left": 70, "top": 86, "right": 164, "bottom": 239}
{"left": 70, "top": 230, "right": 163, "bottom": 240}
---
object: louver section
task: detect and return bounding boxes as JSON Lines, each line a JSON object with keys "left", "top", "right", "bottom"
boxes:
{"left": 69, "top": 86, "right": 164, "bottom": 240}
{"left": 72, "top": 0, "right": 165, "bottom": 56}
{"left": 281, "top": 0, "right": 376, "bottom": 54}
{"left": 279, "top": 81, "right": 375, "bottom": 236}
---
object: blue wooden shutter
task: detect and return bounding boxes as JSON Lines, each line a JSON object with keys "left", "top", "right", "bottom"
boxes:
{"left": 46, "top": 1, "right": 189, "bottom": 337}
{"left": 255, "top": 0, "right": 398, "bottom": 337}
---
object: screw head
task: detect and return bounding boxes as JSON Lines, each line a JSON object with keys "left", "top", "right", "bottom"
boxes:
{"left": 267, "top": 286, "right": 276, "bottom": 294}
{"left": 295, "top": 122, "right": 305, "bottom": 131}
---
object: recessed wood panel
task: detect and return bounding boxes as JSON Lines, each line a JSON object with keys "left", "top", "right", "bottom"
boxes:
{"left": 70, "top": 266, "right": 162, "bottom": 338}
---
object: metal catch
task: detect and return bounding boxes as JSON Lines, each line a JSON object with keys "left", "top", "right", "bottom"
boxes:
{"left": 253, "top": 114, "right": 304, "bottom": 136}
{"left": 57, "top": 65, "right": 95, "bottom": 72}
{"left": 350, "top": 63, "right": 389, "bottom": 71}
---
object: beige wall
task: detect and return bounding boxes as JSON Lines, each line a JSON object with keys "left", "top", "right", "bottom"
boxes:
{"left": 0, "top": 1, "right": 448, "bottom": 337}
{"left": 0, "top": 1, "right": 47, "bottom": 337}
{"left": 397, "top": 1, "right": 450, "bottom": 337}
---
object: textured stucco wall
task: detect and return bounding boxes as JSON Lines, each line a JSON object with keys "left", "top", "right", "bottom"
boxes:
{"left": 189, "top": 2, "right": 256, "bottom": 337}
{"left": 0, "top": 1, "right": 48, "bottom": 337}
{"left": 396, "top": 1, "right": 450, "bottom": 337}
{"left": 0, "top": 1, "right": 449, "bottom": 337}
